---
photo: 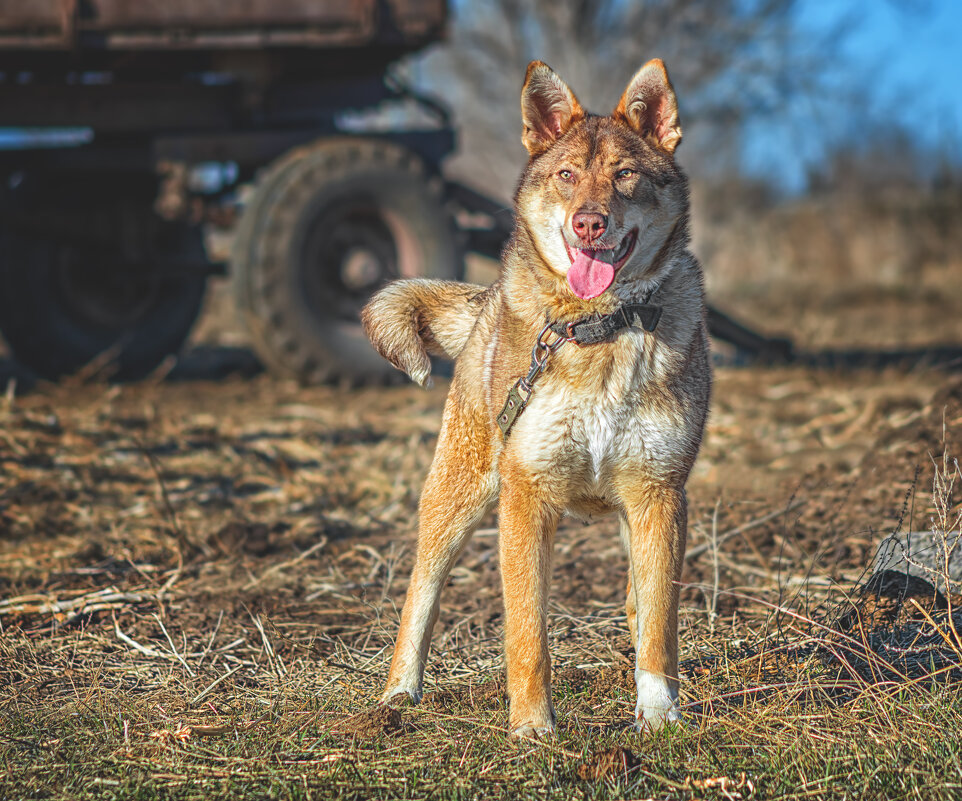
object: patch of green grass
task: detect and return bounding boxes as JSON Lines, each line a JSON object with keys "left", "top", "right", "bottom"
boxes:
{"left": 4, "top": 668, "right": 962, "bottom": 801}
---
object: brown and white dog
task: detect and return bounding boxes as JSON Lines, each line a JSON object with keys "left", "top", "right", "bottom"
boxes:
{"left": 362, "top": 59, "right": 711, "bottom": 737}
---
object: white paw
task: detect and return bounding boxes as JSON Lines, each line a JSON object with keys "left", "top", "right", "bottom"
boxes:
{"left": 633, "top": 704, "right": 683, "bottom": 732}
{"left": 633, "top": 670, "right": 682, "bottom": 732}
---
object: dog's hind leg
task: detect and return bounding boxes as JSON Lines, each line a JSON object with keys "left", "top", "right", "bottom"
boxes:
{"left": 382, "top": 398, "right": 498, "bottom": 705}
{"left": 619, "top": 485, "right": 687, "bottom": 732}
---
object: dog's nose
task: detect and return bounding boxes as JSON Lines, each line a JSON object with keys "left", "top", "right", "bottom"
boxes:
{"left": 572, "top": 212, "right": 607, "bottom": 244}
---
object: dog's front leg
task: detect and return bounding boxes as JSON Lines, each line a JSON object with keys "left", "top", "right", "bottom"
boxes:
{"left": 619, "top": 485, "right": 687, "bottom": 731}
{"left": 499, "top": 465, "right": 560, "bottom": 738}
{"left": 383, "top": 403, "right": 497, "bottom": 705}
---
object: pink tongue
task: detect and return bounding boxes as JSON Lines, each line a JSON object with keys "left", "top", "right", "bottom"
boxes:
{"left": 566, "top": 250, "right": 615, "bottom": 299}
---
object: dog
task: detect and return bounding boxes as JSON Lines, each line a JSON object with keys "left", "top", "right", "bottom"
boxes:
{"left": 362, "top": 58, "right": 711, "bottom": 737}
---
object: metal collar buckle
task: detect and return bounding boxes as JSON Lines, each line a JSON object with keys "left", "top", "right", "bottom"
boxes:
{"left": 497, "top": 323, "right": 568, "bottom": 438}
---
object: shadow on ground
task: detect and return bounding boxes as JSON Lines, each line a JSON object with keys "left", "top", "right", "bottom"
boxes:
{"left": 0, "top": 345, "right": 263, "bottom": 392}
{"left": 3, "top": 340, "right": 962, "bottom": 394}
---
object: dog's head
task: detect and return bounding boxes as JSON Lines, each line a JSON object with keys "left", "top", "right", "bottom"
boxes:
{"left": 516, "top": 60, "right": 688, "bottom": 301}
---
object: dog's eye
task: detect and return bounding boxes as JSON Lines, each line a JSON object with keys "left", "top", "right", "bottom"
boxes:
{"left": 558, "top": 169, "right": 573, "bottom": 181}
{"left": 616, "top": 168, "right": 635, "bottom": 180}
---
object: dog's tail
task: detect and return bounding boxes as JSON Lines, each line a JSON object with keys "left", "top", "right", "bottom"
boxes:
{"left": 361, "top": 279, "right": 489, "bottom": 386}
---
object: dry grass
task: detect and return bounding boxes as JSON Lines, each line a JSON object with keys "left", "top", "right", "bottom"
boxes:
{"left": 2, "top": 363, "right": 962, "bottom": 799}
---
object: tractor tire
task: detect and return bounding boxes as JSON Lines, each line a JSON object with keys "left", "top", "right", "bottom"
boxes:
{"left": 231, "top": 137, "right": 463, "bottom": 384}
{"left": 0, "top": 226, "right": 207, "bottom": 381}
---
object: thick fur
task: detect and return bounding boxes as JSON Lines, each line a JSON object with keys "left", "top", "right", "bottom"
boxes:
{"left": 361, "top": 279, "right": 490, "bottom": 386}
{"left": 363, "top": 59, "right": 711, "bottom": 737}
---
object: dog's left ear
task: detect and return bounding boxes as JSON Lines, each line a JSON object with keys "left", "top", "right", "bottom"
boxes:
{"left": 521, "top": 61, "right": 585, "bottom": 156}
{"left": 614, "top": 59, "right": 682, "bottom": 155}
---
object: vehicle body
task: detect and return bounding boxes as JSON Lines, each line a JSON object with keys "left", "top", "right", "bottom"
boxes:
{"left": 0, "top": 0, "right": 787, "bottom": 381}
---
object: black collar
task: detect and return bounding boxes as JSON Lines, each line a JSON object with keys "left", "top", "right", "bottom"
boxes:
{"left": 496, "top": 295, "right": 662, "bottom": 437}
{"left": 547, "top": 301, "right": 661, "bottom": 345}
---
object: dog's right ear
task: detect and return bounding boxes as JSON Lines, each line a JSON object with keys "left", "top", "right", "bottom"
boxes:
{"left": 521, "top": 61, "right": 585, "bottom": 156}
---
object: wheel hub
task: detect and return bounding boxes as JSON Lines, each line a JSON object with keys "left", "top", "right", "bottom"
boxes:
{"left": 302, "top": 204, "right": 399, "bottom": 320}
{"left": 340, "top": 246, "right": 384, "bottom": 292}
{"left": 56, "top": 247, "right": 158, "bottom": 329}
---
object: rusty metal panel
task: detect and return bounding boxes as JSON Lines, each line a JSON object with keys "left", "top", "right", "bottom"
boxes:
{"left": 387, "top": 0, "right": 446, "bottom": 38}
{"left": 0, "top": 0, "right": 444, "bottom": 49}
{"left": 0, "top": 0, "right": 64, "bottom": 29}
{"left": 85, "top": 0, "right": 376, "bottom": 30}
{"left": 0, "top": 0, "right": 72, "bottom": 46}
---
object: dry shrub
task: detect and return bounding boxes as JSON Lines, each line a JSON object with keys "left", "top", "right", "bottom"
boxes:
{"left": 691, "top": 164, "right": 962, "bottom": 349}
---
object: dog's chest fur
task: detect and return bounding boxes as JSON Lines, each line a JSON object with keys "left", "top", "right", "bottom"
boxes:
{"left": 498, "top": 325, "right": 685, "bottom": 512}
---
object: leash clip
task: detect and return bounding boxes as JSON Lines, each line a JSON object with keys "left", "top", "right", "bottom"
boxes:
{"left": 498, "top": 324, "right": 568, "bottom": 438}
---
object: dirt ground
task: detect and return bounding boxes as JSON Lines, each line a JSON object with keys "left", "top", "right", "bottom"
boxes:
{"left": 3, "top": 296, "right": 960, "bottom": 644}
{"left": 2, "top": 278, "right": 962, "bottom": 799}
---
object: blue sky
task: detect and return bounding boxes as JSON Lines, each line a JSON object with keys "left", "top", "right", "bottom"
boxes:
{"left": 744, "top": 0, "right": 962, "bottom": 190}
{"left": 838, "top": 0, "right": 961, "bottom": 135}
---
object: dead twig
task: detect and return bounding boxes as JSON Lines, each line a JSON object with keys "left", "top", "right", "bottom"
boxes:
{"left": 189, "top": 664, "right": 245, "bottom": 707}
{"left": 114, "top": 616, "right": 176, "bottom": 661}
{"left": 0, "top": 588, "right": 150, "bottom": 625}
{"left": 153, "top": 613, "right": 196, "bottom": 677}
{"left": 686, "top": 499, "right": 807, "bottom": 562}
{"left": 243, "top": 537, "right": 328, "bottom": 590}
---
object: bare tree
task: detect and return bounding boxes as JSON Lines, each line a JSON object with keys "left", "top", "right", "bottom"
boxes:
{"left": 408, "top": 0, "right": 842, "bottom": 199}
